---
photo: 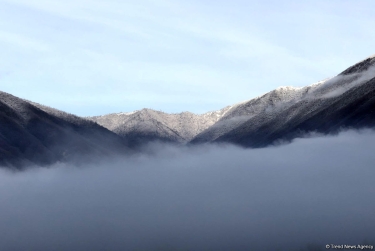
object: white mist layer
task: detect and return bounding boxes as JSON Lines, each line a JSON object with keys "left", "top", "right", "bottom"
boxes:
{"left": 1, "top": 130, "right": 375, "bottom": 251}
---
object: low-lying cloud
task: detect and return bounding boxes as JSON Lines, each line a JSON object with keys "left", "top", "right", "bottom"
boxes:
{"left": 1, "top": 130, "right": 375, "bottom": 251}
{"left": 312, "top": 65, "right": 375, "bottom": 99}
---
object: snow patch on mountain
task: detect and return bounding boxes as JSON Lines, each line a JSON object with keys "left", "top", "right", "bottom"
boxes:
{"left": 116, "top": 111, "right": 138, "bottom": 116}
{"left": 88, "top": 106, "right": 234, "bottom": 142}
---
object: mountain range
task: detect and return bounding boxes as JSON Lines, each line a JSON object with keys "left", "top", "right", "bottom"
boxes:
{"left": 1, "top": 54, "right": 374, "bottom": 168}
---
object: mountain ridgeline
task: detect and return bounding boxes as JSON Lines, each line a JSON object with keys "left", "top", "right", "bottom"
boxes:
{"left": 1, "top": 55, "right": 375, "bottom": 168}
{"left": 89, "top": 55, "right": 375, "bottom": 147}
{"left": 0, "top": 93, "right": 130, "bottom": 168}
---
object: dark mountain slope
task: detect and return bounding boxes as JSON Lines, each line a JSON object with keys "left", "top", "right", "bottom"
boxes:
{"left": 340, "top": 55, "right": 375, "bottom": 75}
{"left": 0, "top": 91, "right": 129, "bottom": 169}
{"left": 191, "top": 56, "right": 375, "bottom": 146}
{"left": 214, "top": 76, "right": 375, "bottom": 147}
{"left": 190, "top": 85, "right": 315, "bottom": 144}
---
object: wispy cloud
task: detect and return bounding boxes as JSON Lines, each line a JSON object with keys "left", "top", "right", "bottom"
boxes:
{"left": 0, "top": 0, "right": 374, "bottom": 115}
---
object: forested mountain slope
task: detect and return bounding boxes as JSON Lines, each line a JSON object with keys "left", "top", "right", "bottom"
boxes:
{"left": 0, "top": 92, "right": 129, "bottom": 168}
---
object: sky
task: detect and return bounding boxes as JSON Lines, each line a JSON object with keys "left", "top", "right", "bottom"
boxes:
{"left": 0, "top": 0, "right": 375, "bottom": 116}
{"left": 1, "top": 130, "right": 375, "bottom": 251}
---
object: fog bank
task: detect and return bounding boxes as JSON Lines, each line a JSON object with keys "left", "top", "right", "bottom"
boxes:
{"left": 1, "top": 130, "right": 375, "bottom": 251}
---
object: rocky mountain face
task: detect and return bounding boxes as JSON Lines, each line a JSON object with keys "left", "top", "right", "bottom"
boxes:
{"left": 88, "top": 106, "right": 232, "bottom": 145}
{"left": 0, "top": 92, "right": 129, "bottom": 168}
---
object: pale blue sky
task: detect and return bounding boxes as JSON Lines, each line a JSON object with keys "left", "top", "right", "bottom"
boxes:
{"left": 1, "top": 0, "right": 374, "bottom": 116}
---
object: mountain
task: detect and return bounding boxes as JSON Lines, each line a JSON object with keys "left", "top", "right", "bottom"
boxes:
{"left": 1, "top": 54, "right": 375, "bottom": 168}
{"left": 88, "top": 107, "right": 232, "bottom": 145}
{"left": 190, "top": 84, "right": 321, "bottom": 144}
{"left": 193, "top": 55, "right": 375, "bottom": 147}
{"left": 0, "top": 92, "right": 129, "bottom": 169}
{"left": 88, "top": 54, "right": 375, "bottom": 147}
